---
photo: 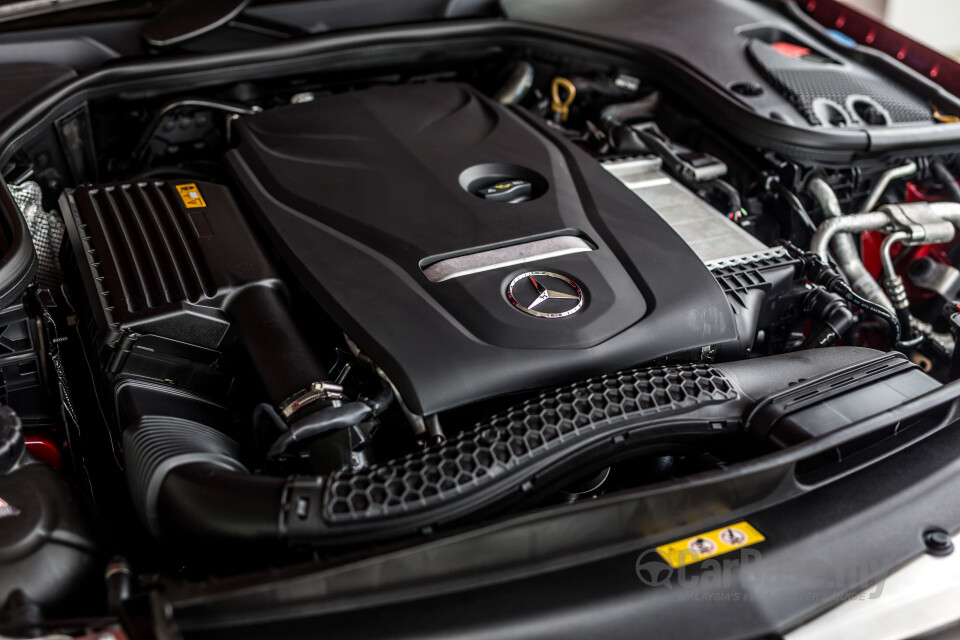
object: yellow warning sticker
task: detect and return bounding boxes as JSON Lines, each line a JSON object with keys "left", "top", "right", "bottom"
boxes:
{"left": 656, "top": 521, "right": 765, "bottom": 568}
{"left": 176, "top": 183, "right": 206, "bottom": 209}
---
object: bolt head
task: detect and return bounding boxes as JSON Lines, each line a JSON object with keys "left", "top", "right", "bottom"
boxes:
{"left": 924, "top": 528, "right": 954, "bottom": 556}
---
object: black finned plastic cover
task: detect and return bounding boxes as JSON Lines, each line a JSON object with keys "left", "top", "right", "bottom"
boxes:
{"left": 61, "top": 180, "right": 277, "bottom": 351}
{"left": 60, "top": 178, "right": 284, "bottom": 401}
{"left": 227, "top": 83, "right": 740, "bottom": 414}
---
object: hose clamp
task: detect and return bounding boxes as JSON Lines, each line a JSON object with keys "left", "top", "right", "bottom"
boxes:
{"left": 279, "top": 382, "right": 345, "bottom": 421}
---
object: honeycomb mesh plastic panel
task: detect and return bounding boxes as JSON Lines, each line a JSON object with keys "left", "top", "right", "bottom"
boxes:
{"left": 747, "top": 40, "right": 931, "bottom": 126}
{"left": 323, "top": 364, "right": 737, "bottom": 524}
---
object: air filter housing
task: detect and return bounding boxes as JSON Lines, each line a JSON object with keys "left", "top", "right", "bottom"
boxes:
{"left": 60, "top": 180, "right": 275, "bottom": 392}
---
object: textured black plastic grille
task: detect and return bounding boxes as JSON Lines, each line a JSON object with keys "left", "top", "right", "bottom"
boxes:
{"left": 323, "top": 364, "right": 736, "bottom": 524}
{"left": 70, "top": 181, "right": 216, "bottom": 326}
{"left": 711, "top": 249, "right": 797, "bottom": 295}
{"left": 747, "top": 40, "right": 931, "bottom": 126}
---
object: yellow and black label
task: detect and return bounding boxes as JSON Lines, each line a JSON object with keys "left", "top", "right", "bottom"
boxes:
{"left": 176, "top": 183, "right": 206, "bottom": 209}
{"left": 656, "top": 521, "right": 765, "bottom": 568}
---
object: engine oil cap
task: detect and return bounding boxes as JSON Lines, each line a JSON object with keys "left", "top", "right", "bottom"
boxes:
{"left": 478, "top": 179, "right": 532, "bottom": 203}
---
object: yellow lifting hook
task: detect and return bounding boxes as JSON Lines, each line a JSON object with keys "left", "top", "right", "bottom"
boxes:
{"left": 550, "top": 77, "right": 576, "bottom": 122}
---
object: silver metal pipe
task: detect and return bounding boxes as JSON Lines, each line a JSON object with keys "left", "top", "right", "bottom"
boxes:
{"left": 808, "top": 164, "right": 960, "bottom": 328}
{"left": 880, "top": 230, "right": 911, "bottom": 285}
{"left": 806, "top": 160, "right": 916, "bottom": 313}
{"left": 809, "top": 210, "right": 893, "bottom": 260}
{"left": 808, "top": 174, "right": 842, "bottom": 221}
{"left": 927, "top": 201, "right": 960, "bottom": 225}
{"left": 859, "top": 161, "right": 918, "bottom": 213}
{"left": 808, "top": 176, "right": 896, "bottom": 311}
{"left": 880, "top": 231, "right": 912, "bottom": 335}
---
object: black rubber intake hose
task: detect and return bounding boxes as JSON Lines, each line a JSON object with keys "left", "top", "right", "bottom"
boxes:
{"left": 932, "top": 160, "right": 960, "bottom": 203}
{"left": 123, "top": 416, "right": 283, "bottom": 539}
{"left": 122, "top": 348, "right": 894, "bottom": 545}
{"left": 225, "top": 284, "right": 328, "bottom": 407}
{"left": 800, "top": 287, "right": 855, "bottom": 349}
{"left": 123, "top": 416, "right": 288, "bottom": 542}
{"left": 267, "top": 385, "right": 395, "bottom": 459}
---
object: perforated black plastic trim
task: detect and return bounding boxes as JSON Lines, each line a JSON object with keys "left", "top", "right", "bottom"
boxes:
{"left": 710, "top": 250, "right": 796, "bottom": 293}
{"left": 747, "top": 40, "right": 931, "bottom": 126}
{"left": 323, "top": 364, "right": 737, "bottom": 524}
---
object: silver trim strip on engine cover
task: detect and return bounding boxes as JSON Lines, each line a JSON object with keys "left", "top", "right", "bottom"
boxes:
{"left": 423, "top": 236, "right": 593, "bottom": 283}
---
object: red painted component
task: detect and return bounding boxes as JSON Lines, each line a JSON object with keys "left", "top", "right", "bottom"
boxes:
{"left": 771, "top": 41, "right": 812, "bottom": 58}
{"left": 797, "top": 0, "right": 960, "bottom": 99}
{"left": 905, "top": 181, "right": 933, "bottom": 203}
{"left": 904, "top": 179, "right": 960, "bottom": 204}
{"left": 23, "top": 431, "right": 63, "bottom": 470}
{"left": 861, "top": 229, "right": 884, "bottom": 278}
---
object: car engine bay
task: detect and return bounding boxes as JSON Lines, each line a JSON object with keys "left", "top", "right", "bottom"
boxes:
{"left": 2, "top": 0, "right": 960, "bottom": 632}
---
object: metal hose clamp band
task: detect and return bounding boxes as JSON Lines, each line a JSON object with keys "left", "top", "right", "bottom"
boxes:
{"left": 279, "top": 382, "right": 346, "bottom": 421}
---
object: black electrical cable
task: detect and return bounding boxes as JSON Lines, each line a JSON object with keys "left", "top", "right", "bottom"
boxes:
{"left": 801, "top": 325, "right": 841, "bottom": 349}
{"left": 782, "top": 242, "right": 904, "bottom": 347}
{"left": 895, "top": 307, "right": 913, "bottom": 342}
{"left": 831, "top": 278, "right": 902, "bottom": 347}
{"left": 704, "top": 178, "right": 741, "bottom": 216}
{"left": 775, "top": 181, "right": 818, "bottom": 234}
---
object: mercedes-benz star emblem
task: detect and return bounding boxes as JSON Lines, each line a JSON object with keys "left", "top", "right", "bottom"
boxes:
{"left": 507, "top": 271, "right": 584, "bottom": 318}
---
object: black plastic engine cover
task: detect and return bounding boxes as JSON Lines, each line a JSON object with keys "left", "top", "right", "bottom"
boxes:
{"left": 227, "top": 83, "right": 739, "bottom": 414}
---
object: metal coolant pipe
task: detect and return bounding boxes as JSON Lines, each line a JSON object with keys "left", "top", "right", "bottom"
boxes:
{"left": 808, "top": 177, "right": 896, "bottom": 312}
